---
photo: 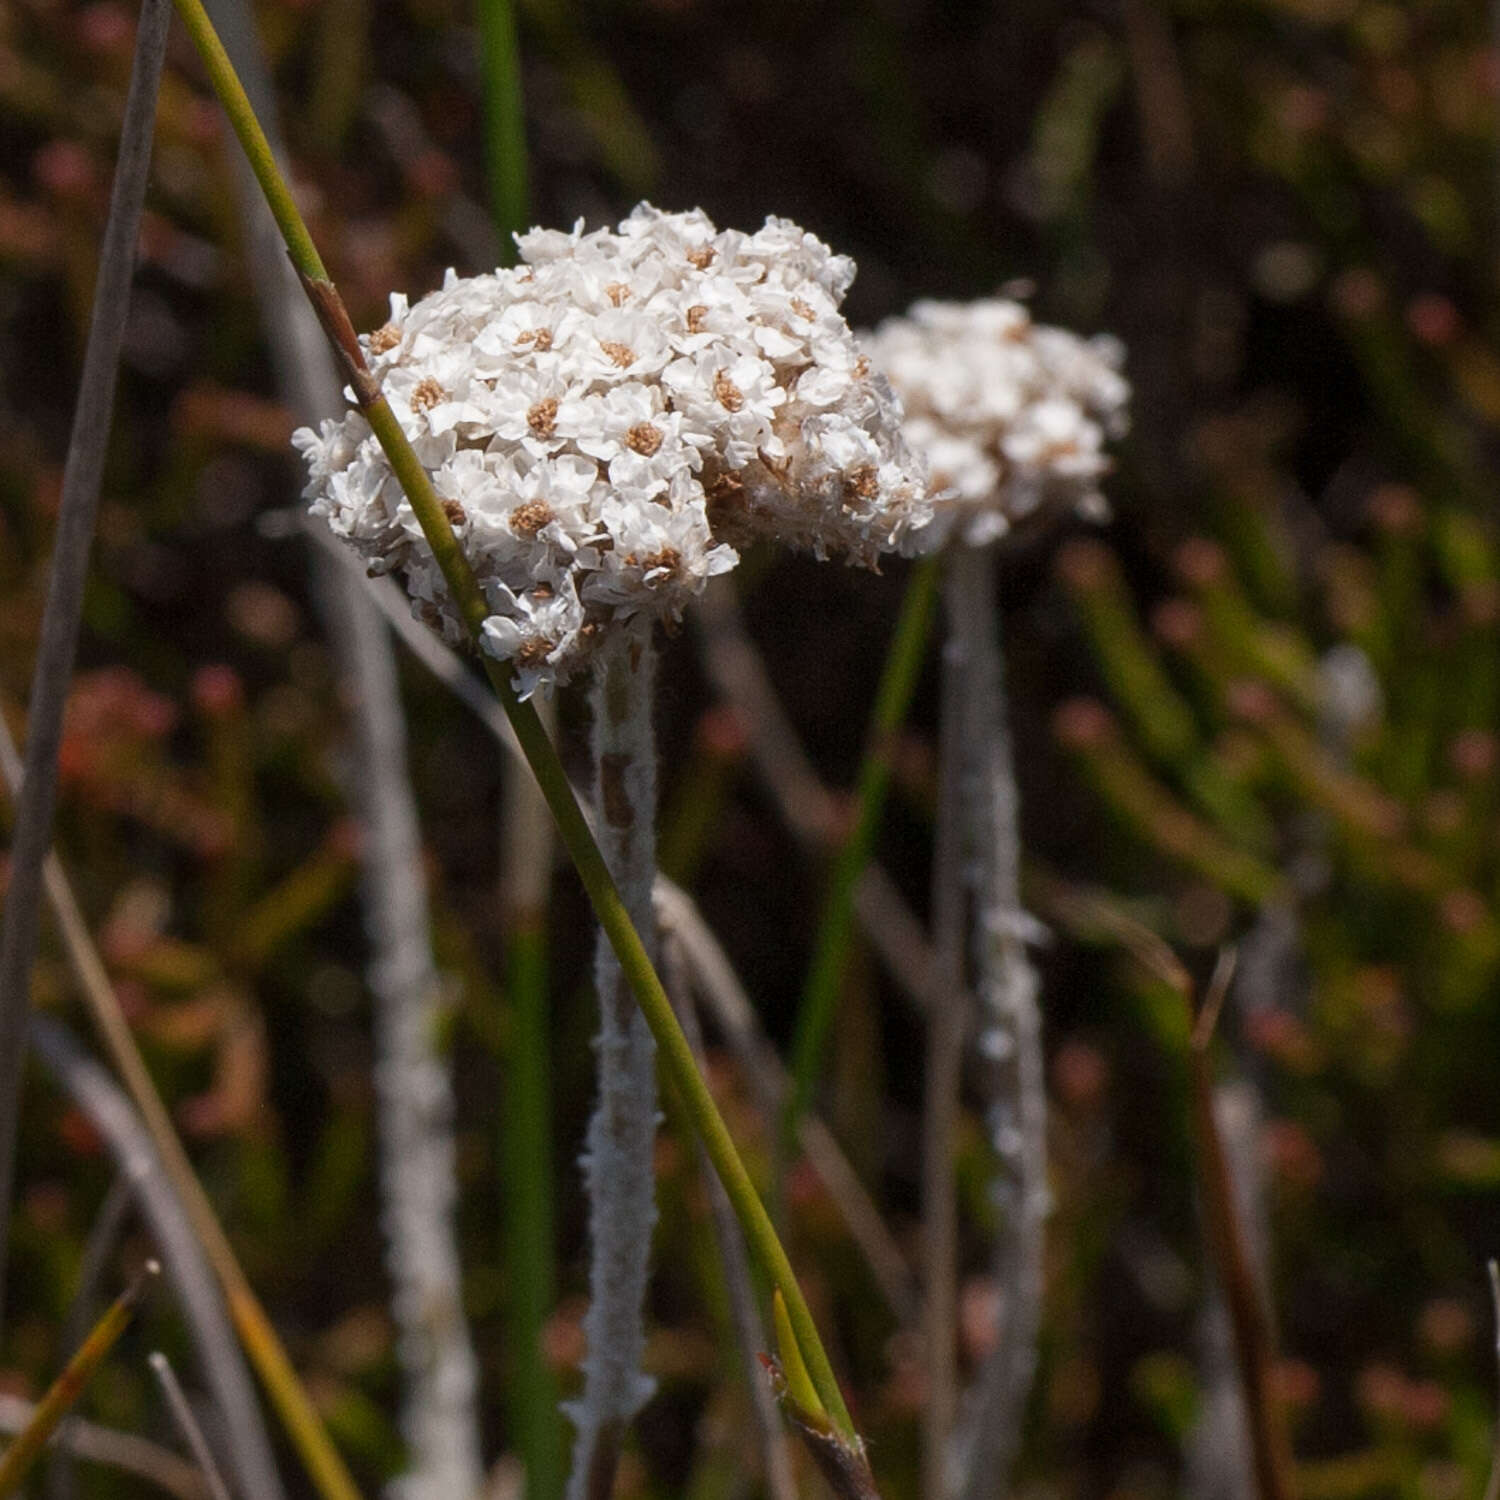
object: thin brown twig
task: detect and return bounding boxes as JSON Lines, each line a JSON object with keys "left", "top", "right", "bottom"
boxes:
{"left": 661, "top": 933, "right": 798, "bottom": 1500}
{"left": 656, "top": 880, "right": 920, "bottom": 1327}
{"left": 1187, "top": 949, "right": 1295, "bottom": 1500}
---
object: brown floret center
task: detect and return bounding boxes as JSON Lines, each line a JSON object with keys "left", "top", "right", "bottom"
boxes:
{"left": 626, "top": 422, "right": 664, "bottom": 456}
{"left": 527, "top": 397, "right": 559, "bottom": 438}
{"left": 713, "top": 369, "right": 743, "bottom": 412}
{"left": 510, "top": 500, "right": 554, "bottom": 536}
{"left": 600, "top": 340, "right": 636, "bottom": 368}
{"left": 410, "top": 377, "right": 445, "bottom": 412}
{"left": 515, "top": 637, "right": 553, "bottom": 668}
{"left": 642, "top": 547, "right": 682, "bottom": 578}
{"left": 368, "top": 322, "right": 401, "bottom": 354}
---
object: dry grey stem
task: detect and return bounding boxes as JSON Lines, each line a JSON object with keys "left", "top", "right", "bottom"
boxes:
{"left": 948, "top": 544, "right": 1048, "bottom": 1500}
{"left": 26, "top": 1014, "right": 284, "bottom": 1500}
{"left": 567, "top": 629, "right": 662, "bottom": 1500}
{"left": 207, "top": 0, "right": 486, "bottom": 1479}
{"left": 0, "top": 0, "right": 172, "bottom": 1320}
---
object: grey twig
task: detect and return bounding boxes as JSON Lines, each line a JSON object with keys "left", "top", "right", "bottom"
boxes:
{"left": 209, "top": 0, "right": 484, "bottom": 1481}
{"left": 0, "top": 1393, "right": 210, "bottom": 1500}
{"left": 922, "top": 553, "right": 971, "bottom": 1500}
{"left": 321, "top": 565, "right": 485, "bottom": 1500}
{"left": 655, "top": 880, "right": 919, "bottom": 1327}
{"left": 0, "top": 0, "right": 172, "bottom": 1320}
{"left": 948, "top": 544, "right": 1048, "bottom": 1500}
{"left": 27, "top": 1015, "right": 284, "bottom": 1500}
{"left": 661, "top": 932, "right": 797, "bottom": 1500}
{"left": 567, "top": 631, "right": 661, "bottom": 1500}
{"left": 149, "top": 1352, "right": 237, "bottom": 1500}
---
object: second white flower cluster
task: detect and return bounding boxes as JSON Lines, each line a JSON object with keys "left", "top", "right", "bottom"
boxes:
{"left": 294, "top": 204, "right": 1131, "bottom": 694}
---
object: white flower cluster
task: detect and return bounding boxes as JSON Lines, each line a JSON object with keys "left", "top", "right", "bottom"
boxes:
{"left": 294, "top": 204, "right": 932, "bottom": 696}
{"left": 863, "top": 298, "right": 1129, "bottom": 548}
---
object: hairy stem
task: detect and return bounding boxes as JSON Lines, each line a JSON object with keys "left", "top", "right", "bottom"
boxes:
{"left": 568, "top": 629, "right": 661, "bottom": 1500}
{"left": 948, "top": 544, "right": 1048, "bottom": 1500}
{"left": 922, "top": 567, "right": 972, "bottom": 1500}
{"left": 323, "top": 572, "right": 484, "bottom": 1500}
{"left": 170, "top": 0, "right": 856, "bottom": 1437}
{"left": 206, "top": 0, "right": 484, "bottom": 1479}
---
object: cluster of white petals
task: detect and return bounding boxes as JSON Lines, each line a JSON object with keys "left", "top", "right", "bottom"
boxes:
{"left": 863, "top": 298, "right": 1129, "bottom": 549}
{"left": 294, "top": 204, "right": 932, "bottom": 695}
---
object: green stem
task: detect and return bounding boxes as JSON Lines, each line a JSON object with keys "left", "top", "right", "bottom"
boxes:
{"left": 170, "top": 0, "right": 859, "bottom": 1445}
{"left": 784, "top": 555, "right": 940, "bottom": 1150}
{"left": 502, "top": 919, "right": 563, "bottom": 1500}
{"left": 475, "top": 18, "right": 558, "bottom": 1485}
{"left": 477, "top": 0, "right": 528, "bottom": 263}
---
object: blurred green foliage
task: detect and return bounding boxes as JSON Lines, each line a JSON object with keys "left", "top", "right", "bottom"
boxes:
{"left": 7, "top": 0, "right": 1500, "bottom": 1496}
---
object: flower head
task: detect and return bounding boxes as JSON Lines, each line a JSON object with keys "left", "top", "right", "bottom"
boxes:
{"left": 294, "top": 204, "right": 932, "bottom": 695}
{"left": 862, "top": 298, "right": 1129, "bottom": 549}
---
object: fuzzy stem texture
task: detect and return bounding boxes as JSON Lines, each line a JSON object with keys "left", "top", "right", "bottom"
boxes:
{"left": 923, "top": 577, "right": 972, "bottom": 1500}
{"left": 204, "top": 0, "right": 484, "bottom": 1482}
{"left": 567, "top": 627, "right": 661, "bottom": 1500}
{"left": 947, "top": 544, "right": 1048, "bottom": 1500}
{"left": 171, "top": 0, "right": 855, "bottom": 1436}
{"left": 324, "top": 574, "right": 484, "bottom": 1500}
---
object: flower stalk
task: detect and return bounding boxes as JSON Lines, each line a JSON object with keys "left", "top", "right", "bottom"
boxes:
{"left": 945, "top": 543, "right": 1047, "bottom": 1500}
{"left": 568, "top": 628, "right": 662, "bottom": 1499}
{"left": 169, "top": 0, "right": 861, "bottom": 1446}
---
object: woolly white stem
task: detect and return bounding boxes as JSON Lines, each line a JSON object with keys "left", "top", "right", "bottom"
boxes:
{"left": 567, "top": 625, "right": 660, "bottom": 1500}
{"left": 923, "top": 584, "right": 971, "bottom": 1500}
{"left": 213, "top": 11, "right": 486, "bottom": 1467}
{"left": 324, "top": 569, "right": 485, "bottom": 1500}
{"left": 948, "top": 543, "right": 1048, "bottom": 1500}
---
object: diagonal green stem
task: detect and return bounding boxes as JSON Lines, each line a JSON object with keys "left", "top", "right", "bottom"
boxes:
{"left": 169, "top": 0, "right": 860, "bottom": 1446}
{"left": 783, "top": 555, "right": 940, "bottom": 1153}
